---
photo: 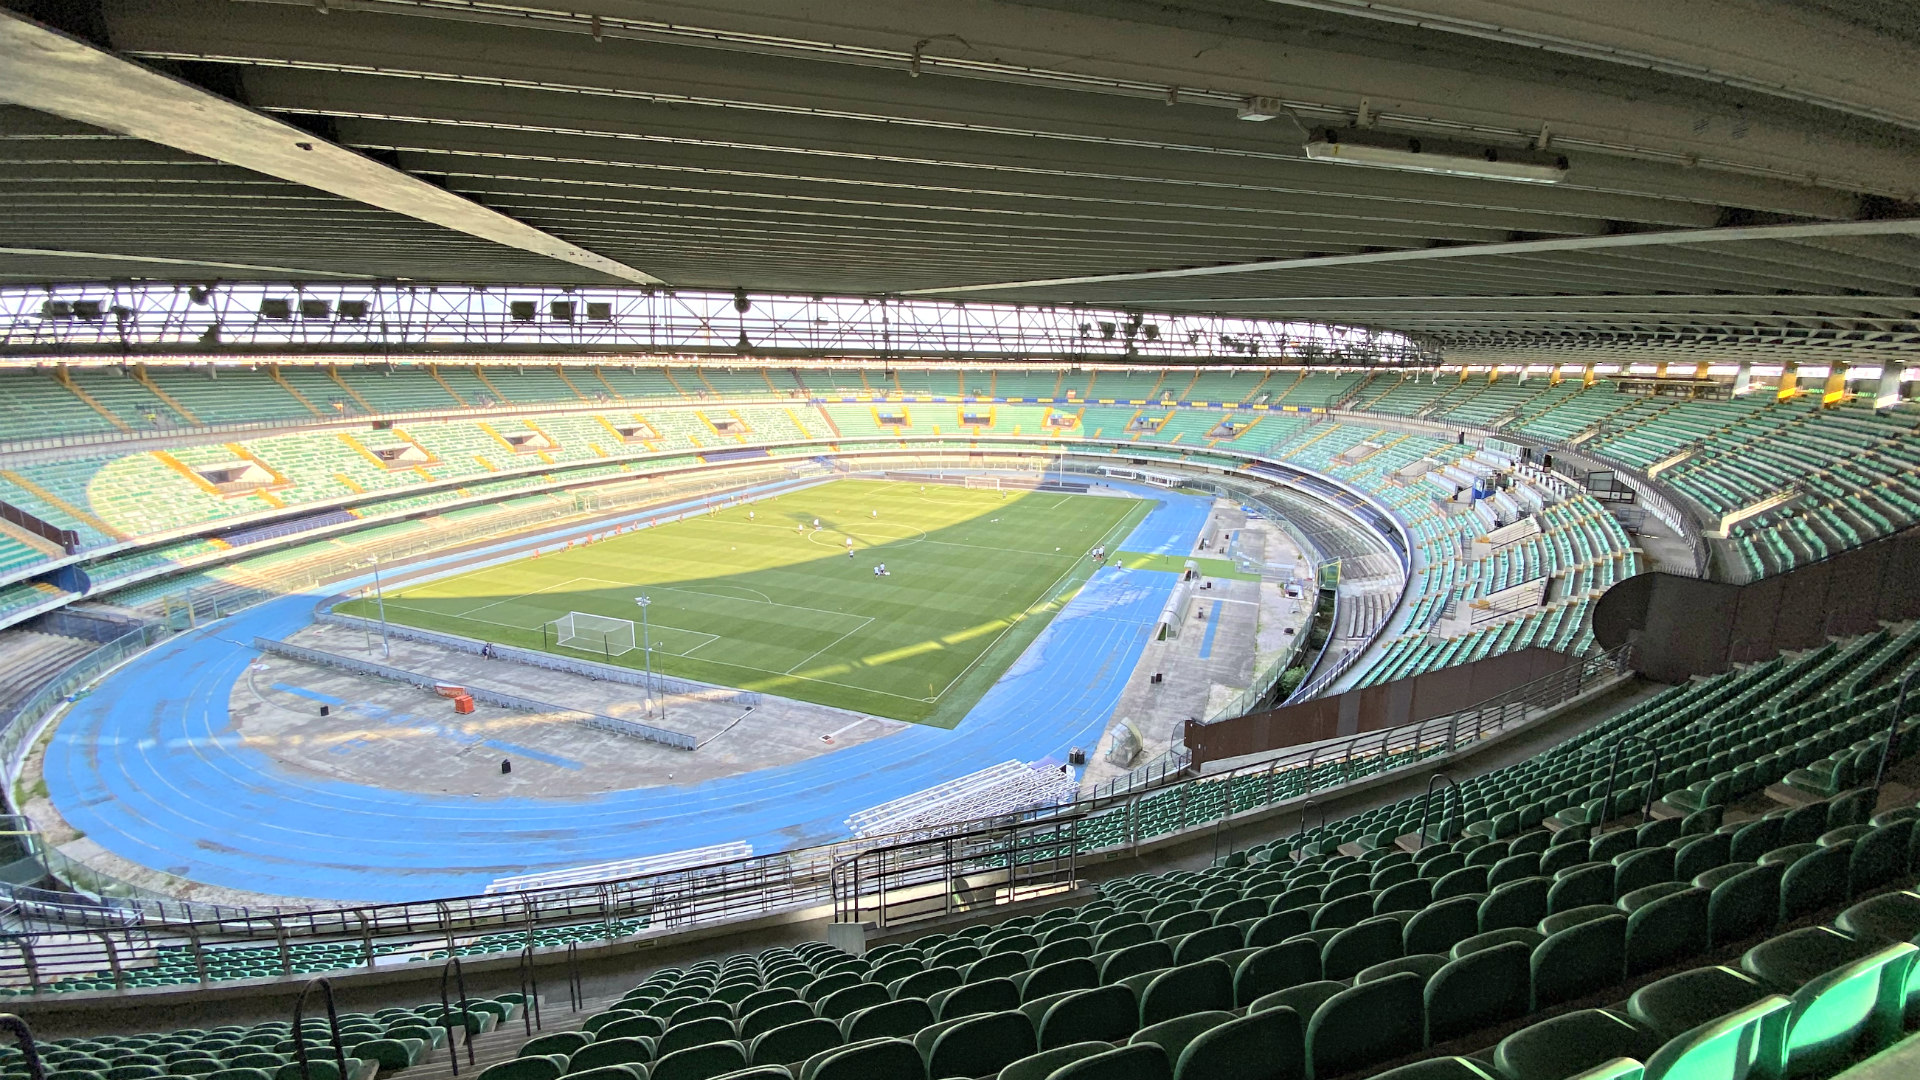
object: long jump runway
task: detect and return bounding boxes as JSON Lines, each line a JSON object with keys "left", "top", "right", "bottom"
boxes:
{"left": 45, "top": 485, "right": 1208, "bottom": 902}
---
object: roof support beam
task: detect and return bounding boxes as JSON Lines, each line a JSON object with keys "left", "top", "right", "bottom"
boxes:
{"left": 906, "top": 218, "right": 1920, "bottom": 295}
{"left": 0, "top": 9, "right": 661, "bottom": 284}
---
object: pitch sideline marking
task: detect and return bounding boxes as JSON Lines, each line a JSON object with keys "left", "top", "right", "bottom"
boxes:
{"left": 782, "top": 613, "right": 879, "bottom": 676}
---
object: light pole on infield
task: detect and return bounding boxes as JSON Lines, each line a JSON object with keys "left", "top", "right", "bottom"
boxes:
{"left": 371, "top": 557, "right": 391, "bottom": 659}
{"left": 635, "top": 596, "right": 660, "bottom": 720}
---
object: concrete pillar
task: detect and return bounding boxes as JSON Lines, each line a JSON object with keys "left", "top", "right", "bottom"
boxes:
{"left": 1822, "top": 363, "right": 1849, "bottom": 406}
{"left": 1732, "top": 362, "right": 1753, "bottom": 396}
{"left": 1876, "top": 363, "right": 1907, "bottom": 410}
{"left": 1777, "top": 362, "right": 1799, "bottom": 400}
{"left": 1582, "top": 363, "right": 1597, "bottom": 387}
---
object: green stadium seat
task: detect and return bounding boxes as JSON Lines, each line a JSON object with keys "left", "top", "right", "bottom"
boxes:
{"left": 1425, "top": 941, "right": 1532, "bottom": 1044}
{"left": 1127, "top": 1012, "right": 1232, "bottom": 1065}
{"left": 1492, "top": 1010, "right": 1659, "bottom": 1080}
{"left": 1307, "top": 973, "right": 1424, "bottom": 1078}
{"left": 1406, "top": 897, "right": 1484, "bottom": 957}
{"left": 1246, "top": 982, "right": 1345, "bottom": 1023}
{"left": 998, "top": 1042, "right": 1113, "bottom": 1080}
{"left": 1046, "top": 1044, "right": 1171, "bottom": 1080}
{"left": 800, "top": 1038, "right": 922, "bottom": 1080}
{"left": 1169, "top": 1007, "right": 1303, "bottom": 1080}
{"left": 650, "top": 1042, "right": 749, "bottom": 1080}
{"left": 741, "top": 1003, "right": 813, "bottom": 1041}
{"left": 1624, "top": 887, "right": 1710, "bottom": 975}
{"left": 924, "top": 1011, "right": 1034, "bottom": 1080}
{"left": 748, "top": 1019, "right": 841, "bottom": 1068}
{"left": 1036, "top": 985, "right": 1138, "bottom": 1051}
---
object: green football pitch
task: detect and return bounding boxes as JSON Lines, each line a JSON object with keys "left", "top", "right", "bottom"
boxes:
{"left": 338, "top": 479, "right": 1147, "bottom": 725}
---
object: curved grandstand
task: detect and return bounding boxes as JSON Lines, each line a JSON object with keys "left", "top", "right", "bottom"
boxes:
{"left": 5, "top": 3, "right": 1920, "bottom": 1079}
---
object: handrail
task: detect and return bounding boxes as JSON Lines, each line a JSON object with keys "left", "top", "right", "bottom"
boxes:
{"left": 1416, "top": 773, "right": 1460, "bottom": 849}
{"left": 1872, "top": 667, "right": 1917, "bottom": 794}
{"left": 563, "top": 942, "right": 584, "bottom": 1014}
{"left": 0, "top": 1015, "right": 45, "bottom": 1080}
{"left": 290, "top": 978, "right": 350, "bottom": 1080}
{"left": 515, "top": 947, "right": 542, "bottom": 1036}
{"left": 1602, "top": 734, "right": 1662, "bottom": 826}
{"left": 439, "top": 957, "right": 475, "bottom": 1075}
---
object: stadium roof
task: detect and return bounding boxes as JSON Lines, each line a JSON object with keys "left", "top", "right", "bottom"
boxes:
{"left": 4, "top": 0, "right": 1920, "bottom": 361}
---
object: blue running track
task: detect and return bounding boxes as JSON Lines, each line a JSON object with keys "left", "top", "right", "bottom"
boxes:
{"left": 46, "top": 486, "right": 1207, "bottom": 902}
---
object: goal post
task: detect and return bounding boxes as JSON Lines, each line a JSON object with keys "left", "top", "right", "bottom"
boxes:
{"left": 963, "top": 475, "right": 1001, "bottom": 491}
{"left": 551, "top": 611, "right": 637, "bottom": 657}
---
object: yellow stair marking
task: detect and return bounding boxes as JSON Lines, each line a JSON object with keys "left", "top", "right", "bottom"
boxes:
{"left": 1290, "top": 422, "right": 1345, "bottom": 455}
{"left": 476, "top": 420, "right": 519, "bottom": 454}
{"left": 593, "top": 366, "right": 624, "bottom": 399}
{"left": 594, "top": 413, "right": 636, "bottom": 444}
{"left": 590, "top": 443, "right": 607, "bottom": 458}
{"left": 525, "top": 418, "right": 560, "bottom": 452}
{"left": 784, "top": 407, "right": 815, "bottom": 438}
{"left": 552, "top": 365, "right": 591, "bottom": 401}
{"left": 696, "top": 369, "right": 719, "bottom": 396}
{"left": 762, "top": 369, "right": 783, "bottom": 395}
{"left": 472, "top": 365, "right": 512, "bottom": 403}
{"left": 427, "top": 364, "right": 467, "bottom": 406}
{"left": 988, "top": 370, "right": 998, "bottom": 397}
{"left": 1245, "top": 371, "right": 1276, "bottom": 404}
{"left": 333, "top": 472, "right": 365, "bottom": 494}
{"left": 150, "top": 449, "right": 224, "bottom": 495}
{"left": 473, "top": 454, "right": 497, "bottom": 472}
{"left": 1, "top": 469, "right": 125, "bottom": 539}
{"left": 51, "top": 367, "right": 131, "bottom": 432}
{"left": 326, "top": 365, "right": 377, "bottom": 413}
{"left": 268, "top": 365, "right": 323, "bottom": 417}
{"left": 253, "top": 490, "right": 284, "bottom": 509}
{"left": 1146, "top": 370, "right": 1167, "bottom": 401}
{"left": 132, "top": 365, "right": 201, "bottom": 424}
{"left": 660, "top": 368, "right": 689, "bottom": 397}
{"left": 337, "top": 431, "right": 390, "bottom": 470}
{"left": 0, "top": 517, "right": 63, "bottom": 558}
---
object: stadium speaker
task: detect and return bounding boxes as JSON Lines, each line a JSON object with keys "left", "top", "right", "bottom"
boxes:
{"left": 1068, "top": 747, "right": 1086, "bottom": 766}
{"left": 319, "top": 705, "right": 330, "bottom": 717}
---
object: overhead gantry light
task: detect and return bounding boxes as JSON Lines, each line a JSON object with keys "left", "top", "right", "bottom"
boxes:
{"left": 1303, "top": 127, "right": 1570, "bottom": 184}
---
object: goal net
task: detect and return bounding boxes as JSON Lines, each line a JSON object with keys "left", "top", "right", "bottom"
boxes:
{"left": 963, "top": 475, "right": 1001, "bottom": 490}
{"left": 552, "top": 611, "right": 636, "bottom": 657}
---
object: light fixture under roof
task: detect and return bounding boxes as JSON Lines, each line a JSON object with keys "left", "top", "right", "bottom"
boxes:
{"left": 1303, "top": 127, "right": 1570, "bottom": 184}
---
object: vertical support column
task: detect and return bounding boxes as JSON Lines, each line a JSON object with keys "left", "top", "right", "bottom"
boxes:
{"left": 1548, "top": 365, "right": 1563, "bottom": 387}
{"left": 1877, "top": 363, "right": 1907, "bottom": 411}
{"left": 1732, "top": 361, "right": 1754, "bottom": 396}
{"left": 1777, "top": 362, "right": 1799, "bottom": 400}
{"left": 1581, "top": 363, "right": 1597, "bottom": 387}
{"left": 1823, "top": 363, "right": 1850, "bottom": 406}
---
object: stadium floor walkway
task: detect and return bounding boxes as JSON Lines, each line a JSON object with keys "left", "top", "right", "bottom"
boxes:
{"left": 44, "top": 485, "right": 1209, "bottom": 903}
